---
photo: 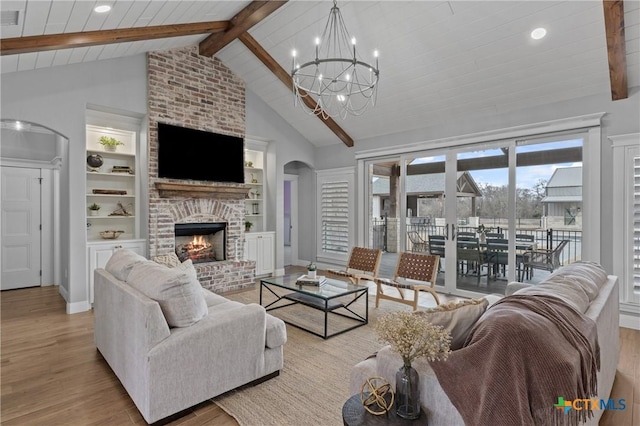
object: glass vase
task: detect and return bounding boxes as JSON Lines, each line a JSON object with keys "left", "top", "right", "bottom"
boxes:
{"left": 395, "top": 364, "right": 420, "bottom": 419}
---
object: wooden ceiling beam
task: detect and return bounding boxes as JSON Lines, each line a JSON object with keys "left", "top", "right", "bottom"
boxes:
{"left": 0, "top": 21, "right": 230, "bottom": 56}
{"left": 603, "top": 0, "right": 628, "bottom": 100}
{"left": 199, "top": 1, "right": 288, "bottom": 57}
{"left": 238, "top": 32, "right": 354, "bottom": 147}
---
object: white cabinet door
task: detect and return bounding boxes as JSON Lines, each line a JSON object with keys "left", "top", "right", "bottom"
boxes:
{"left": 88, "top": 240, "right": 146, "bottom": 303}
{"left": 244, "top": 232, "right": 274, "bottom": 277}
{"left": 257, "top": 232, "right": 275, "bottom": 276}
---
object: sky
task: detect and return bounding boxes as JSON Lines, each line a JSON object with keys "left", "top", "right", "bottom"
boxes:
{"left": 409, "top": 138, "right": 583, "bottom": 189}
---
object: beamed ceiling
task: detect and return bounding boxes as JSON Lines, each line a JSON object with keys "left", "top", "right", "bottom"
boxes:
{"left": 1, "top": 1, "right": 638, "bottom": 148}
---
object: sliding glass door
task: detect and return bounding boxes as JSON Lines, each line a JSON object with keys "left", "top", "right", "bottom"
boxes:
{"left": 363, "top": 132, "right": 584, "bottom": 298}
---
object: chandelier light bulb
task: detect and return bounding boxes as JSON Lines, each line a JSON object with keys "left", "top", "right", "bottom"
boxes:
{"left": 315, "top": 37, "right": 321, "bottom": 46}
{"left": 15, "top": 121, "right": 22, "bottom": 130}
{"left": 351, "top": 37, "right": 356, "bottom": 45}
{"left": 374, "top": 50, "right": 379, "bottom": 58}
{"left": 292, "top": 49, "right": 297, "bottom": 57}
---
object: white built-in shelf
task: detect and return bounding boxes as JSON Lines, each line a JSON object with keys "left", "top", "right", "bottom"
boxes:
{"left": 87, "top": 215, "right": 136, "bottom": 219}
{"left": 86, "top": 171, "right": 135, "bottom": 178}
{"left": 87, "top": 194, "right": 135, "bottom": 198}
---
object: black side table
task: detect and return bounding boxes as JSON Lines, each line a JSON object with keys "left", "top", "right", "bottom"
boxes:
{"left": 342, "top": 394, "right": 427, "bottom": 425}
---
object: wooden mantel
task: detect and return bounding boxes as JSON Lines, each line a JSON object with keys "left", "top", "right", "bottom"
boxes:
{"left": 155, "top": 182, "right": 251, "bottom": 199}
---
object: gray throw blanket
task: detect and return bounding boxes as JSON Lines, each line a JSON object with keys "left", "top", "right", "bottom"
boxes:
{"left": 430, "top": 294, "right": 600, "bottom": 426}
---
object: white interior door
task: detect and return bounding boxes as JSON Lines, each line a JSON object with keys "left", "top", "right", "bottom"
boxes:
{"left": 284, "top": 174, "right": 298, "bottom": 267}
{"left": 1, "top": 166, "right": 41, "bottom": 290}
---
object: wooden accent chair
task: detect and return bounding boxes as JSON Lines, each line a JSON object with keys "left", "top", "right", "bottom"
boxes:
{"left": 375, "top": 252, "right": 440, "bottom": 311}
{"left": 327, "top": 246, "right": 382, "bottom": 286}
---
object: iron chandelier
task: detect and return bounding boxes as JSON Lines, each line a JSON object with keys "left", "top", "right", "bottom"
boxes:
{"left": 291, "top": 0, "right": 379, "bottom": 120}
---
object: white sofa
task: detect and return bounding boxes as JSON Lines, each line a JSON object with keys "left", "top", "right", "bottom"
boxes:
{"left": 93, "top": 249, "right": 287, "bottom": 424}
{"left": 350, "top": 262, "right": 619, "bottom": 425}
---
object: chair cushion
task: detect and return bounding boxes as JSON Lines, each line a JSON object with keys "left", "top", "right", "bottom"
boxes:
{"left": 104, "top": 248, "right": 148, "bottom": 282}
{"left": 127, "top": 261, "right": 208, "bottom": 328}
{"left": 414, "top": 298, "right": 489, "bottom": 350}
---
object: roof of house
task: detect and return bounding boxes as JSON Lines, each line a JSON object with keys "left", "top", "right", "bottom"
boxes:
{"left": 373, "top": 171, "right": 481, "bottom": 196}
{"left": 546, "top": 166, "right": 583, "bottom": 188}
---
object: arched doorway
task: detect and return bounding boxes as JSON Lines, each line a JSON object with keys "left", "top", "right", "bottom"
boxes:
{"left": 1, "top": 119, "right": 69, "bottom": 290}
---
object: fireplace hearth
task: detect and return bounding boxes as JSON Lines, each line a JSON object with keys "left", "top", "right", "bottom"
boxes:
{"left": 175, "top": 223, "right": 226, "bottom": 264}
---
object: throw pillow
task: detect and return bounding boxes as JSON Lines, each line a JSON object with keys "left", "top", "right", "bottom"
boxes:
{"left": 173, "top": 258, "right": 198, "bottom": 280}
{"left": 127, "top": 260, "right": 208, "bottom": 327}
{"left": 104, "top": 249, "right": 148, "bottom": 282}
{"left": 414, "top": 298, "right": 489, "bottom": 350}
{"left": 153, "top": 252, "right": 181, "bottom": 268}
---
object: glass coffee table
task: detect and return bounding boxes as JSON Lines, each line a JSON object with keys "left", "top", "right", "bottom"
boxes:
{"left": 260, "top": 274, "right": 369, "bottom": 339}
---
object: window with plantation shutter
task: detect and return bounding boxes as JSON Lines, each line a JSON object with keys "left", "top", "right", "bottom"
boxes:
{"left": 633, "top": 154, "right": 640, "bottom": 293}
{"left": 317, "top": 168, "right": 354, "bottom": 261}
{"left": 321, "top": 181, "right": 349, "bottom": 254}
{"left": 611, "top": 133, "right": 640, "bottom": 315}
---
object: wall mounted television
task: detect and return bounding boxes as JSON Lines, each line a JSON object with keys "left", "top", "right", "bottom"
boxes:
{"left": 157, "top": 122, "right": 244, "bottom": 184}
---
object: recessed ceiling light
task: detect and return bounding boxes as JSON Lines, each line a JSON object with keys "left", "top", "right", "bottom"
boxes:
{"left": 94, "top": 5, "right": 111, "bottom": 13}
{"left": 531, "top": 28, "right": 547, "bottom": 40}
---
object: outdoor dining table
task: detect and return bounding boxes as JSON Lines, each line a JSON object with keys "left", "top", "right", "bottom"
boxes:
{"left": 455, "top": 239, "right": 537, "bottom": 282}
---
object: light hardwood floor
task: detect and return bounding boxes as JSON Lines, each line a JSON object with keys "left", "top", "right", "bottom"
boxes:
{"left": 1, "top": 285, "right": 638, "bottom": 425}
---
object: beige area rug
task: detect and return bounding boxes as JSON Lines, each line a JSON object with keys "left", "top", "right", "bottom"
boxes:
{"left": 213, "top": 284, "right": 432, "bottom": 426}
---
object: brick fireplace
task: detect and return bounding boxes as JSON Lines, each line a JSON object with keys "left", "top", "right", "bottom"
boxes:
{"left": 147, "top": 46, "right": 254, "bottom": 293}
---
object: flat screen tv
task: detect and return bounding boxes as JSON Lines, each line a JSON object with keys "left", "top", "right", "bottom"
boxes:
{"left": 157, "top": 122, "right": 244, "bottom": 184}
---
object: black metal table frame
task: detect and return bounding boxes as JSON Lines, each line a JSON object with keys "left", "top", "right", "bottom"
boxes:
{"left": 260, "top": 279, "right": 369, "bottom": 339}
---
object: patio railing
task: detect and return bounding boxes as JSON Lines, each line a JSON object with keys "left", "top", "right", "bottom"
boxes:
{"left": 404, "top": 222, "right": 581, "bottom": 266}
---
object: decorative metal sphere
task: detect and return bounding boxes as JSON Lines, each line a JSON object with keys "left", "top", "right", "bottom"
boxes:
{"left": 87, "top": 154, "right": 104, "bottom": 171}
{"left": 360, "top": 376, "right": 394, "bottom": 415}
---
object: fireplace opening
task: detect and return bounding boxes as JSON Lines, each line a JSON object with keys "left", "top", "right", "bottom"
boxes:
{"left": 175, "top": 223, "right": 226, "bottom": 264}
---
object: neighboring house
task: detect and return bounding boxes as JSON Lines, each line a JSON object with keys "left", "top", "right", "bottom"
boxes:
{"left": 541, "top": 166, "right": 582, "bottom": 228}
{"left": 372, "top": 171, "right": 482, "bottom": 219}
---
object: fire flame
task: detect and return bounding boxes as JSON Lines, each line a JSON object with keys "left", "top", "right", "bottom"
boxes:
{"left": 187, "top": 235, "right": 211, "bottom": 252}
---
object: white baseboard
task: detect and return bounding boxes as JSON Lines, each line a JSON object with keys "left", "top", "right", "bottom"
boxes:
{"left": 59, "top": 285, "right": 92, "bottom": 314}
{"left": 620, "top": 312, "right": 640, "bottom": 330}
{"left": 66, "top": 300, "right": 92, "bottom": 314}
{"left": 58, "top": 285, "right": 69, "bottom": 301}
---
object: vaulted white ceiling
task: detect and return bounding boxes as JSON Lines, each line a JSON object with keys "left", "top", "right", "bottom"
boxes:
{"left": 1, "top": 1, "right": 638, "bottom": 147}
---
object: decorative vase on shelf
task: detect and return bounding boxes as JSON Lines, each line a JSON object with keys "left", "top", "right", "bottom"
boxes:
{"left": 395, "top": 364, "right": 420, "bottom": 420}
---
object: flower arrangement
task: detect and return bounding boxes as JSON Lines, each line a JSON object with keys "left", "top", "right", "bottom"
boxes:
{"left": 88, "top": 203, "right": 101, "bottom": 211}
{"left": 307, "top": 263, "right": 317, "bottom": 272}
{"left": 98, "top": 136, "right": 124, "bottom": 147}
{"left": 375, "top": 311, "right": 451, "bottom": 367}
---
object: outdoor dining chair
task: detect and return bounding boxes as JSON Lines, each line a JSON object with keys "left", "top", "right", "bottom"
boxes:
{"left": 407, "top": 231, "right": 428, "bottom": 253}
{"left": 327, "top": 246, "right": 382, "bottom": 286}
{"left": 456, "top": 231, "right": 476, "bottom": 238}
{"left": 522, "top": 240, "right": 569, "bottom": 279}
{"left": 428, "top": 234, "right": 446, "bottom": 272}
{"left": 375, "top": 252, "right": 440, "bottom": 310}
{"left": 486, "top": 238, "right": 509, "bottom": 281}
{"left": 456, "top": 237, "right": 485, "bottom": 285}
